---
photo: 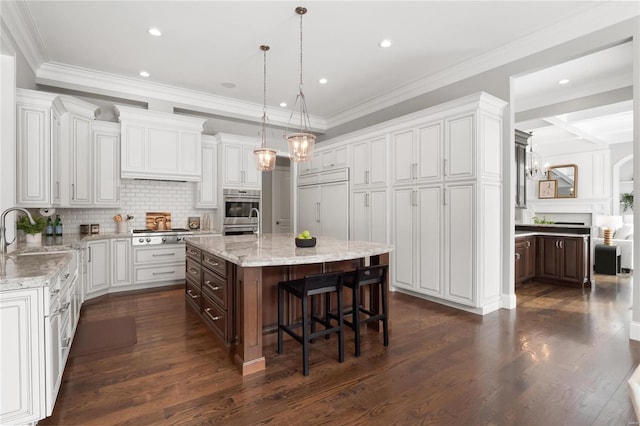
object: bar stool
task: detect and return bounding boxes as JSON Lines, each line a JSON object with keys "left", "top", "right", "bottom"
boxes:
{"left": 277, "top": 271, "right": 345, "bottom": 376}
{"left": 341, "top": 264, "right": 389, "bottom": 357}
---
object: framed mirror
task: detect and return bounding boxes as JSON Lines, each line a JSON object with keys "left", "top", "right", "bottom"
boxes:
{"left": 547, "top": 164, "right": 578, "bottom": 198}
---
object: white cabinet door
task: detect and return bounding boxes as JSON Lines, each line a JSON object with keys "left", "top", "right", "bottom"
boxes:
{"left": 320, "top": 182, "right": 349, "bottom": 240}
{"left": 111, "top": 239, "right": 132, "bottom": 287}
{"left": 242, "top": 146, "right": 260, "bottom": 188}
{"left": 392, "top": 129, "right": 414, "bottom": 185}
{"left": 445, "top": 183, "right": 475, "bottom": 306}
{"left": 369, "top": 137, "right": 387, "bottom": 186}
{"left": 416, "top": 186, "right": 442, "bottom": 297}
{"left": 197, "top": 139, "right": 218, "bottom": 207}
{"left": 297, "top": 185, "right": 321, "bottom": 236}
{"left": 85, "top": 240, "right": 109, "bottom": 299}
{"left": 180, "top": 131, "right": 200, "bottom": 177}
{"left": 148, "top": 128, "right": 180, "bottom": 174}
{"left": 351, "top": 142, "right": 368, "bottom": 187}
{"left": 69, "top": 115, "right": 92, "bottom": 206}
{"left": 321, "top": 146, "right": 348, "bottom": 170}
{"left": 351, "top": 191, "right": 369, "bottom": 241}
{"left": 51, "top": 111, "right": 63, "bottom": 205}
{"left": 445, "top": 114, "right": 474, "bottom": 180}
{"left": 44, "top": 303, "right": 61, "bottom": 416}
{"left": 222, "top": 144, "right": 242, "bottom": 187}
{"left": 122, "top": 124, "right": 146, "bottom": 174}
{"left": 93, "top": 125, "right": 120, "bottom": 206}
{"left": 0, "top": 288, "right": 44, "bottom": 425}
{"left": 16, "top": 104, "right": 51, "bottom": 206}
{"left": 417, "top": 122, "right": 442, "bottom": 182}
{"left": 392, "top": 188, "right": 414, "bottom": 290}
{"left": 369, "top": 189, "right": 387, "bottom": 244}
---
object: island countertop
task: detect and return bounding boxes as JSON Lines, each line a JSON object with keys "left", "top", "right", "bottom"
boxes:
{"left": 185, "top": 233, "right": 393, "bottom": 267}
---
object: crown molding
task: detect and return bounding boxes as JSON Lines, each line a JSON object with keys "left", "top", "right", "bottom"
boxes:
{"left": 0, "top": 0, "right": 47, "bottom": 72}
{"left": 35, "top": 62, "right": 327, "bottom": 132}
{"left": 324, "top": 2, "right": 640, "bottom": 129}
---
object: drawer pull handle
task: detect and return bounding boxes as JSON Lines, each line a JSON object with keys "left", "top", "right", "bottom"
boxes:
{"left": 63, "top": 273, "right": 70, "bottom": 279}
{"left": 50, "top": 289, "right": 60, "bottom": 295}
{"left": 152, "top": 253, "right": 176, "bottom": 257}
{"left": 186, "top": 289, "right": 199, "bottom": 299}
{"left": 188, "top": 249, "right": 198, "bottom": 255}
{"left": 204, "top": 308, "right": 221, "bottom": 321}
{"left": 205, "top": 283, "right": 222, "bottom": 291}
{"left": 62, "top": 338, "right": 71, "bottom": 349}
{"left": 205, "top": 259, "right": 219, "bottom": 266}
{"left": 188, "top": 267, "right": 199, "bottom": 274}
{"left": 152, "top": 270, "right": 175, "bottom": 275}
{"left": 61, "top": 302, "right": 71, "bottom": 312}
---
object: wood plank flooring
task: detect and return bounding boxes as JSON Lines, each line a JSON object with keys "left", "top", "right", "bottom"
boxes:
{"left": 42, "top": 274, "right": 640, "bottom": 425}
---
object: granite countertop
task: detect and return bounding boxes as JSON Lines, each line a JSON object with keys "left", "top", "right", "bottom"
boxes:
{"left": 515, "top": 231, "right": 590, "bottom": 238}
{"left": 185, "top": 233, "right": 393, "bottom": 267}
{"left": 0, "top": 252, "right": 72, "bottom": 290}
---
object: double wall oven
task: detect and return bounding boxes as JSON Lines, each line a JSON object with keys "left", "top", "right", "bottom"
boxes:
{"left": 222, "top": 189, "right": 260, "bottom": 235}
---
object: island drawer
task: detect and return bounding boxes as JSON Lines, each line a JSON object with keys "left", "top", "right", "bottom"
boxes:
{"left": 186, "top": 258, "right": 202, "bottom": 281}
{"left": 185, "top": 279, "right": 201, "bottom": 312}
{"left": 202, "top": 268, "right": 228, "bottom": 309}
{"left": 202, "top": 293, "right": 230, "bottom": 343}
{"left": 186, "top": 245, "right": 201, "bottom": 261}
{"left": 202, "top": 252, "right": 226, "bottom": 278}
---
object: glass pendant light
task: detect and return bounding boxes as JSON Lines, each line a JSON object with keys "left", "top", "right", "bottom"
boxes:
{"left": 525, "top": 133, "right": 549, "bottom": 181}
{"left": 254, "top": 44, "right": 277, "bottom": 171}
{"left": 285, "top": 6, "right": 315, "bottom": 162}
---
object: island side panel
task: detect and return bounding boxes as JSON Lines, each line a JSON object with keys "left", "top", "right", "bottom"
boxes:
{"left": 234, "top": 265, "right": 266, "bottom": 375}
{"left": 368, "top": 252, "right": 391, "bottom": 332}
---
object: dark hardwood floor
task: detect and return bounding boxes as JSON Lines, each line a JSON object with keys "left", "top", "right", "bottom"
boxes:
{"left": 42, "top": 273, "right": 640, "bottom": 425}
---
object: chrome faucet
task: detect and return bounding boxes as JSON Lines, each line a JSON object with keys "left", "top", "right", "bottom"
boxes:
{"left": 249, "top": 208, "right": 260, "bottom": 237}
{"left": 1, "top": 207, "right": 35, "bottom": 254}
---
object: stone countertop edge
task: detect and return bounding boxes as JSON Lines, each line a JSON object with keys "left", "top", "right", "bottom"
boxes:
{"left": 1, "top": 252, "right": 72, "bottom": 290}
{"left": 515, "top": 231, "right": 591, "bottom": 238}
{"left": 185, "top": 234, "right": 394, "bottom": 268}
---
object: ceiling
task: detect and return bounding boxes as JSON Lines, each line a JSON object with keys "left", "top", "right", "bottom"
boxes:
{"left": 514, "top": 42, "right": 634, "bottom": 151}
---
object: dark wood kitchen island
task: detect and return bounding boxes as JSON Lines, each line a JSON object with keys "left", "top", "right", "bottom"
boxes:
{"left": 184, "top": 233, "right": 393, "bottom": 375}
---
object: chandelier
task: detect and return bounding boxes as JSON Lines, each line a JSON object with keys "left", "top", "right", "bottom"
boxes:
{"left": 285, "top": 6, "right": 315, "bottom": 162}
{"left": 525, "top": 134, "right": 548, "bottom": 181}
{"left": 253, "top": 45, "right": 277, "bottom": 172}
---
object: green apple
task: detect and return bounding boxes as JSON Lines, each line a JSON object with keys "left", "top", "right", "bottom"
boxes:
{"left": 301, "top": 230, "right": 311, "bottom": 239}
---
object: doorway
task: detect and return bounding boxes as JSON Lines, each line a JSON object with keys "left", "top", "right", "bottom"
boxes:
{"left": 261, "top": 156, "right": 291, "bottom": 234}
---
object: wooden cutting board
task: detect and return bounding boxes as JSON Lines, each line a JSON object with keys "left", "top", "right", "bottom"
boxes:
{"left": 146, "top": 212, "right": 171, "bottom": 230}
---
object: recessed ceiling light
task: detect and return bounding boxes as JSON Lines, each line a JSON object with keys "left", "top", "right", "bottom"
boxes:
{"left": 558, "top": 79, "right": 570, "bottom": 85}
{"left": 318, "top": 78, "right": 328, "bottom": 85}
{"left": 221, "top": 82, "right": 236, "bottom": 88}
{"left": 280, "top": 102, "right": 287, "bottom": 107}
{"left": 148, "top": 28, "right": 162, "bottom": 37}
{"left": 139, "top": 71, "right": 150, "bottom": 77}
{"left": 378, "top": 39, "right": 392, "bottom": 48}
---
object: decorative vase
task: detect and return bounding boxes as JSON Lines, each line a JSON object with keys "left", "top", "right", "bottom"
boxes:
{"left": 25, "top": 232, "right": 42, "bottom": 245}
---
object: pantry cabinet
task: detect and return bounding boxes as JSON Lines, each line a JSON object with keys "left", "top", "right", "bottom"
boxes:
{"left": 352, "top": 137, "right": 387, "bottom": 188}
{"left": 116, "top": 104, "right": 206, "bottom": 182}
{"left": 351, "top": 189, "right": 387, "bottom": 244}
{"left": 297, "top": 168, "right": 349, "bottom": 239}
{"left": 196, "top": 136, "right": 219, "bottom": 208}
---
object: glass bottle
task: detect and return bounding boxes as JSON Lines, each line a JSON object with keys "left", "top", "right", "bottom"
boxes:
{"left": 45, "top": 217, "right": 54, "bottom": 236}
{"left": 54, "top": 214, "right": 63, "bottom": 236}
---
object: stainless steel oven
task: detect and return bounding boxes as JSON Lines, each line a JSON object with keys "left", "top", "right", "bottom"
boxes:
{"left": 223, "top": 189, "right": 260, "bottom": 235}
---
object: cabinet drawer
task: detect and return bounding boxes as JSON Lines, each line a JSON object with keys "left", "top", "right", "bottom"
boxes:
{"left": 134, "top": 246, "right": 185, "bottom": 264}
{"left": 202, "top": 269, "right": 228, "bottom": 309}
{"left": 186, "top": 245, "right": 201, "bottom": 261}
{"left": 185, "top": 279, "right": 201, "bottom": 312}
{"left": 202, "top": 294, "right": 229, "bottom": 343}
{"left": 134, "top": 264, "right": 185, "bottom": 283}
{"left": 186, "top": 258, "right": 202, "bottom": 281}
{"left": 202, "top": 252, "right": 226, "bottom": 278}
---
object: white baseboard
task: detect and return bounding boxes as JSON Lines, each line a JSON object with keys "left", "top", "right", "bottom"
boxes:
{"left": 502, "top": 293, "right": 517, "bottom": 310}
{"left": 630, "top": 320, "right": 640, "bottom": 341}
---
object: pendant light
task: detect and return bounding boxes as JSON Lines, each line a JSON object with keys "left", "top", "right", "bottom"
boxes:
{"left": 525, "top": 133, "right": 549, "bottom": 181}
{"left": 285, "top": 6, "right": 315, "bottom": 162}
{"left": 254, "top": 45, "right": 277, "bottom": 172}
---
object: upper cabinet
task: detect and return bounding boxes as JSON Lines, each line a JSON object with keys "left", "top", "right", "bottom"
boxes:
{"left": 196, "top": 135, "right": 219, "bottom": 207}
{"left": 92, "top": 122, "right": 121, "bottom": 207}
{"left": 352, "top": 137, "right": 387, "bottom": 188}
{"left": 215, "top": 133, "right": 261, "bottom": 190}
{"left": 16, "top": 90, "right": 109, "bottom": 208}
{"left": 116, "top": 105, "right": 207, "bottom": 182}
{"left": 298, "top": 145, "right": 348, "bottom": 176}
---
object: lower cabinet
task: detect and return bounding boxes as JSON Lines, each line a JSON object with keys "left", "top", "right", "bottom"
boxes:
{"left": 514, "top": 236, "right": 535, "bottom": 284}
{"left": 111, "top": 238, "right": 132, "bottom": 288}
{"left": 133, "top": 245, "right": 186, "bottom": 285}
{"left": 185, "top": 243, "right": 235, "bottom": 344}
{"left": 85, "top": 239, "right": 110, "bottom": 299}
{"left": 537, "top": 235, "right": 588, "bottom": 286}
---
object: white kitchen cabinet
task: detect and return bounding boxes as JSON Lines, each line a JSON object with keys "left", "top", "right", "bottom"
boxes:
{"left": 351, "top": 189, "right": 387, "bottom": 243}
{"left": 352, "top": 137, "right": 387, "bottom": 188}
{"left": 133, "top": 245, "right": 186, "bottom": 285}
{"left": 298, "top": 152, "right": 322, "bottom": 176}
{"left": 92, "top": 121, "right": 121, "bottom": 207}
{"left": 0, "top": 287, "right": 45, "bottom": 424}
{"left": 16, "top": 90, "right": 57, "bottom": 207}
{"left": 298, "top": 146, "right": 348, "bottom": 177}
{"left": 387, "top": 92, "right": 506, "bottom": 314}
{"left": 116, "top": 105, "right": 206, "bottom": 182}
{"left": 68, "top": 115, "right": 93, "bottom": 205}
{"left": 297, "top": 168, "right": 349, "bottom": 240}
{"left": 111, "top": 238, "right": 132, "bottom": 288}
{"left": 196, "top": 135, "right": 219, "bottom": 208}
{"left": 85, "top": 240, "right": 110, "bottom": 300}
{"left": 51, "top": 107, "right": 63, "bottom": 205}
{"left": 220, "top": 143, "right": 260, "bottom": 189}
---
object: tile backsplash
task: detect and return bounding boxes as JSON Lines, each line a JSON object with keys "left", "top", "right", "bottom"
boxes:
{"left": 50, "top": 180, "right": 220, "bottom": 233}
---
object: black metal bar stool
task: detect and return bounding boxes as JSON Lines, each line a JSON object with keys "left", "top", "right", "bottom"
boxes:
{"left": 277, "top": 271, "right": 344, "bottom": 376}
{"left": 339, "top": 264, "right": 389, "bottom": 357}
